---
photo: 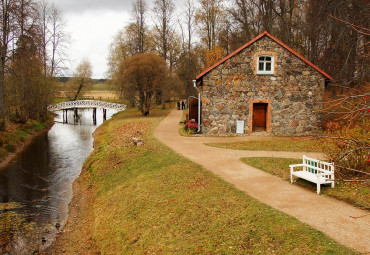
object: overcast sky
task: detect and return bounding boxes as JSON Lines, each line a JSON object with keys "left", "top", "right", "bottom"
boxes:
{"left": 46, "top": 0, "right": 136, "bottom": 79}
{"left": 47, "top": 0, "right": 186, "bottom": 79}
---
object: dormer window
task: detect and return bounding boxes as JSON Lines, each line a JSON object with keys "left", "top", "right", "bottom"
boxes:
{"left": 257, "top": 56, "right": 274, "bottom": 75}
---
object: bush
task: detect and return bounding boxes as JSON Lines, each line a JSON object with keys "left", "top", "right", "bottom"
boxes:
{"left": 184, "top": 120, "right": 198, "bottom": 134}
{"left": 322, "top": 118, "right": 369, "bottom": 181}
{"left": 5, "top": 144, "right": 16, "bottom": 152}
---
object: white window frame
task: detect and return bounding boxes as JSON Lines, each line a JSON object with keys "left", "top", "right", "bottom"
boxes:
{"left": 257, "top": 56, "right": 274, "bottom": 75}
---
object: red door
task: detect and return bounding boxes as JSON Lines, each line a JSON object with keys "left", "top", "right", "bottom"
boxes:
{"left": 253, "top": 103, "right": 267, "bottom": 131}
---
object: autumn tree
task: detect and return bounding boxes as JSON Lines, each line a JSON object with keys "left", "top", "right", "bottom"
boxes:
{"left": 5, "top": 0, "right": 56, "bottom": 123}
{"left": 0, "top": 0, "right": 17, "bottom": 130}
{"left": 205, "top": 45, "right": 223, "bottom": 67}
{"left": 63, "top": 59, "right": 92, "bottom": 101}
{"left": 0, "top": 0, "right": 68, "bottom": 128}
{"left": 177, "top": 51, "right": 200, "bottom": 97}
{"left": 108, "top": 24, "right": 156, "bottom": 99}
{"left": 120, "top": 53, "right": 169, "bottom": 116}
{"left": 7, "top": 34, "right": 51, "bottom": 123}
{"left": 107, "top": 29, "right": 129, "bottom": 79}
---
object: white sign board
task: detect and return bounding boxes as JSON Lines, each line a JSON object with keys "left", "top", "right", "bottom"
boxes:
{"left": 236, "top": 120, "right": 244, "bottom": 134}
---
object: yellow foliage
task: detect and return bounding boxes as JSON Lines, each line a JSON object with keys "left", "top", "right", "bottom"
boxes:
{"left": 205, "top": 46, "right": 224, "bottom": 68}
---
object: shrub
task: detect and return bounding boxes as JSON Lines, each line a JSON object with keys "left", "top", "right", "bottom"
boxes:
{"left": 184, "top": 120, "right": 198, "bottom": 134}
{"left": 322, "top": 118, "right": 369, "bottom": 181}
{"left": 5, "top": 144, "right": 16, "bottom": 152}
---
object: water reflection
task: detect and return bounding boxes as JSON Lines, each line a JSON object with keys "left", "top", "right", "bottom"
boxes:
{"left": 0, "top": 108, "right": 116, "bottom": 253}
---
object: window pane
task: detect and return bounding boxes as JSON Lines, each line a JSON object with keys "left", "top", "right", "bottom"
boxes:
{"left": 259, "top": 56, "right": 265, "bottom": 61}
{"left": 266, "top": 57, "right": 271, "bottom": 61}
{"left": 259, "top": 62, "right": 264, "bottom": 71}
{"left": 266, "top": 62, "right": 271, "bottom": 71}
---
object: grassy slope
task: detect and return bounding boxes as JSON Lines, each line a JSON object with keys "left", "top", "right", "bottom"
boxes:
{"left": 83, "top": 108, "right": 356, "bottom": 254}
{"left": 242, "top": 157, "right": 369, "bottom": 210}
{"left": 0, "top": 117, "right": 53, "bottom": 164}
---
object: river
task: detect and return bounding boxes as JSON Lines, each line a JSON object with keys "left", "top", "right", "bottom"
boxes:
{"left": 0, "top": 108, "right": 116, "bottom": 254}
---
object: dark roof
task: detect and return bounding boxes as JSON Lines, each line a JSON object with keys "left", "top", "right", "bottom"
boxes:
{"left": 196, "top": 31, "right": 333, "bottom": 81}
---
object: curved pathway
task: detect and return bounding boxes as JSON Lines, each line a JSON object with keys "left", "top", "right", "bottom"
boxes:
{"left": 154, "top": 110, "right": 369, "bottom": 253}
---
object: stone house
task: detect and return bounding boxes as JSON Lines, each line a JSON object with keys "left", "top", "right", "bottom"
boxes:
{"left": 195, "top": 31, "right": 332, "bottom": 136}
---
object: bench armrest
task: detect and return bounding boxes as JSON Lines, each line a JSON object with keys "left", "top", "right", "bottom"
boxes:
{"left": 315, "top": 169, "right": 334, "bottom": 175}
{"left": 289, "top": 164, "right": 304, "bottom": 168}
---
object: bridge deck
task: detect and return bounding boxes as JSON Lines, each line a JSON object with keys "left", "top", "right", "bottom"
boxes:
{"left": 48, "top": 100, "right": 127, "bottom": 111}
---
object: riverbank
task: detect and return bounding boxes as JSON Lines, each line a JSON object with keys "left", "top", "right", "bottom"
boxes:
{"left": 45, "top": 107, "right": 358, "bottom": 254}
{"left": 0, "top": 117, "right": 54, "bottom": 170}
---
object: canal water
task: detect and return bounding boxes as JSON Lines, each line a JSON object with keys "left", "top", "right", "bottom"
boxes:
{"left": 0, "top": 108, "right": 116, "bottom": 254}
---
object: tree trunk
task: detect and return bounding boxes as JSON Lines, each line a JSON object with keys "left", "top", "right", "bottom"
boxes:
{"left": 73, "top": 80, "right": 84, "bottom": 101}
{"left": 0, "top": 66, "right": 5, "bottom": 130}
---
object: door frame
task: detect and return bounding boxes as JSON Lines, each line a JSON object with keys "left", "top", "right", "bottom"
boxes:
{"left": 248, "top": 99, "right": 272, "bottom": 133}
{"left": 252, "top": 103, "right": 268, "bottom": 131}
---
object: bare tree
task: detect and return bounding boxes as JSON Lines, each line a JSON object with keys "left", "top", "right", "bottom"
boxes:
{"left": 228, "top": 0, "right": 257, "bottom": 44}
{"left": 47, "top": 3, "right": 69, "bottom": 77}
{"left": 177, "top": 0, "right": 198, "bottom": 98}
{"left": 133, "top": 0, "right": 147, "bottom": 54}
{"left": 152, "top": 0, "right": 174, "bottom": 62}
{"left": 195, "top": 0, "right": 224, "bottom": 50}
{"left": 184, "top": 0, "right": 196, "bottom": 54}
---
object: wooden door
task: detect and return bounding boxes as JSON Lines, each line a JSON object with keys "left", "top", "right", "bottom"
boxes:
{"left": 253, "top": 103, "right": 267, "bottom": 131}
{"left": 188, "top": 97, "right": 201, "bottom": 123}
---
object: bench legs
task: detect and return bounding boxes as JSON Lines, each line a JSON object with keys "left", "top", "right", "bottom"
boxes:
{"left": 316, "top": 176, "right": 321, "bottom": 194}
{"left": 317, "top": 183, "right": 321, "bottom": 194}
{"left": 290, "top": 167, "right": 293, "bottom": 184}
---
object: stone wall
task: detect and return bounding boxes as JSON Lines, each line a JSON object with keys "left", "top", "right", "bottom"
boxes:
{"left": 200, "top": 36, "right": 326, "bottom": 136}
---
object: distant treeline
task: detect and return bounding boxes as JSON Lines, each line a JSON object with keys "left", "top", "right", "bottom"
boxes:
{"left": 58, "top": 77, "right": 108, "bottom": 84}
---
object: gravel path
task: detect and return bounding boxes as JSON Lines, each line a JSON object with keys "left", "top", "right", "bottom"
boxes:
{"left": 154, "top": 110, "right": 369, "bottom": 253}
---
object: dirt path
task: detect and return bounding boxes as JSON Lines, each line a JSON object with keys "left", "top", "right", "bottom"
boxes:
{"left": 154, "top": 110, "right": 369, "bottom": 254}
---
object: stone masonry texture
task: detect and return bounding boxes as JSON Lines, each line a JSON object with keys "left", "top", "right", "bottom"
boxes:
{"left": 200, "top": 36, "right": 326, "bottom": 136}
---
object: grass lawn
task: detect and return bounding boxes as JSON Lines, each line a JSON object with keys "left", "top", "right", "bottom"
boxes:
{"left": 206, "top": 138, "right": 324, "bottom": 152}
{"left": 82, "top": 108, "right": 357, "bottom": 254}
{"left": 0, "top": 117, "right": 53, "bottom": 163}
{"left": 242, "top": 157, "right": 369, "bottom": 211}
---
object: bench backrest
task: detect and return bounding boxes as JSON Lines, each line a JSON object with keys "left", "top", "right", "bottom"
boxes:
{"left": 303, "top": 155, "right": 334, "bottom": 174}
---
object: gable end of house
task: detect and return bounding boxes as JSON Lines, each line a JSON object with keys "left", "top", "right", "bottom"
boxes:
{"left": 196, "top": 31, "right": 332, "bottom": 82}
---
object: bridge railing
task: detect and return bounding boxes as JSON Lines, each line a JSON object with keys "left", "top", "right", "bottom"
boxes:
{"left": 48, "top": 100, "right": 127, "bottom": 111}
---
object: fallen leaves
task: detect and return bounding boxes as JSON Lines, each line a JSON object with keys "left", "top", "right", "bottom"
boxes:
{"left": 111, "top": 121, "right": 152, "bottom": 148}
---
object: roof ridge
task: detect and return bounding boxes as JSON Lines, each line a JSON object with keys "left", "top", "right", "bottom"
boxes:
{"left": 196, "top": 31, "right": 332, "bottom": 81}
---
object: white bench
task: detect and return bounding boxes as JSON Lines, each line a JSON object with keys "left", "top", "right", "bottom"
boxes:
{"left": 290, "top": 155, "right": 335, "bottom": 194}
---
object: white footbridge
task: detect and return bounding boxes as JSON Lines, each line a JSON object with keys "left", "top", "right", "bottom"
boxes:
{"left": 48, "top": 100, "right": 127, "bottom": 112}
